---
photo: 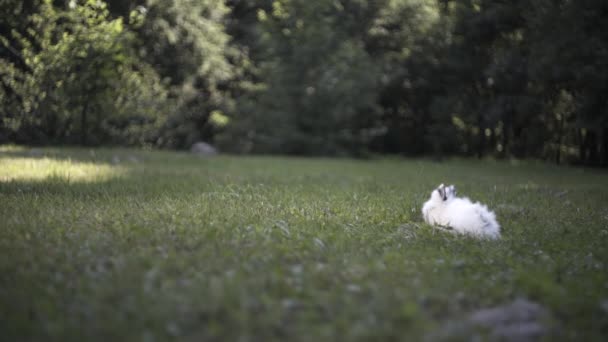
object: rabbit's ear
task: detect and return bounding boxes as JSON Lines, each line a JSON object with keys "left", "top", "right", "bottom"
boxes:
{"left": 449, "top": 185, "right": 456, "bottom": 195}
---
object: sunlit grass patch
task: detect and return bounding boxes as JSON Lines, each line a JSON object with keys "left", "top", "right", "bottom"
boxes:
{"left": 0, "top": 157, "right": 126, "bottom": 183}
{"left": 0, "top": 144, "right": 28, "bottom": 153}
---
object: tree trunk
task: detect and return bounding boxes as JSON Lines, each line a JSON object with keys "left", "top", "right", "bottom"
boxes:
{"left": 81, "top": 101, "right": 89, "bottom": 146}
{"left": 502, "top": 109, "right": 511, "bottom": 158}
{"left": 583, "top": 129, "right": 599, "bottom": 165}
{"left": 578, "top": 129, "right": 585, "bottom": 163}
{"left": 555, "top": 114, "right": 564, "bottom": 164}
{"left": 477, "top": 115, "right": 485, "bottom": 159}
{"left": 589, "top": 130, "right": 598, "bottom": 165}
{"left": 602, "top": 127, "right": 608, "bottom": 166}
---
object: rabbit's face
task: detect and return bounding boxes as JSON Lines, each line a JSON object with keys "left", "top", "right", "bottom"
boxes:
{"left": 431, "top": 184, "right": 447, "bottom": 202}
{"left": 430, "top": 184, "right": 456, "bottom": 203}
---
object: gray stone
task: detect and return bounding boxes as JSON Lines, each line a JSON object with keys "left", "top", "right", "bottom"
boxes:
{"left": 28, "top": 148, "right": 44, "bottom": 157}
{"left": 600, "top": 300, "right": 608, "bottom": 314}
{"left": 190, "top": 141, "right": 218, "bottom": 156}
{"left": 491, "top": 322, "right": 546, "bottom": 341}
{"left": 468, "top": 298, "right": 550, "bottom": 342}
{"left": 127, "top": 155, "right": 141, "bottom": 163}
{"left": 469, "top": 298, "right": 546, "bottom": 326}
{"left": 428, "top": 298, "right": 552, "bottom": 342}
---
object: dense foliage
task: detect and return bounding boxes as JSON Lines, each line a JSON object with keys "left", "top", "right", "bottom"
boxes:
{"left": 1, "top": 0, "right": 607, "bottom": 164}
{"left": 0, "top": 0, "right": 168, "bottom": 146}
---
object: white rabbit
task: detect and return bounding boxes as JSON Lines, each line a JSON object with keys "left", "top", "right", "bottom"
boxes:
{"left": 422, "top": 184, "right": 500, "bottom": 239}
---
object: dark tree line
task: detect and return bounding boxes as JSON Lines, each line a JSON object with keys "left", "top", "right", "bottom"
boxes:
{"left": 1, "top": 0, "right": 607, "bottom": 165}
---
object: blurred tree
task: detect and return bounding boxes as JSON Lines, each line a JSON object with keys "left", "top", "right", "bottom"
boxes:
{"left": 437, "top": 0, "right": 532, "bottom": 159}
{"left": 221, "top": 0, "right": 386, "bottom": 155}
{"left": 0, "top": 0, "right": 167, "bottom": 145}
{"left": 1, "top": 0, "right": 607, "bottom": 165}
{"left": 0, "top": 0, "right": 41, "bottom": 142}
{"left": 365, "top": 0, "right": 444, "bottom": 156}
{"left": 527, "top": 0, "right": 608, "bottom": 165}
{"left": 132, "top": 0, "right": 236, "bottom": 148}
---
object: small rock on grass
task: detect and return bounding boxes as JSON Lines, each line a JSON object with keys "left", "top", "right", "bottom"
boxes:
{"left": 28, "top": 148, "right": 44, "bottom": 157}
{"left": 127, "top": 155, "right": 141, "bottom": 163}
{"left": 190, "top": 142, "right": 218, "bottom": 156}
{"left": 600, "top": 300, "right": 608, "bottom": 314}
{"left": 469, "top": 298, "right": 549, "bottom": 341}
{"left": 428, "top": 298, "right": 552, "bottom": 342}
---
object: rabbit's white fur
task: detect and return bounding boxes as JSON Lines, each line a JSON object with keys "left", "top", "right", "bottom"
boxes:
{"left": 422, "top": 184, "right": 500, "bottom": 239}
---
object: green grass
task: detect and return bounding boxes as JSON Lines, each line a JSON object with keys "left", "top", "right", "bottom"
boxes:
{"left": 1, "top": 146, "right": 607, "bottom": 341}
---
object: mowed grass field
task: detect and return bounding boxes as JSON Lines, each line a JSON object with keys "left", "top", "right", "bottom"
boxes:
{"left": 1, "top": 146, "right": 607, "bottom": 341}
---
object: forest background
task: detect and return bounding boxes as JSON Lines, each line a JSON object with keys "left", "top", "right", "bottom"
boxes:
{"left": 1, "top": 0, "right": 607, "bottom": 165}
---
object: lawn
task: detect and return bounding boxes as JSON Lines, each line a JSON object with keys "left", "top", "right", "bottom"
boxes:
{"left": 1, "top": 146, "right": 607, "bottom": 341}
